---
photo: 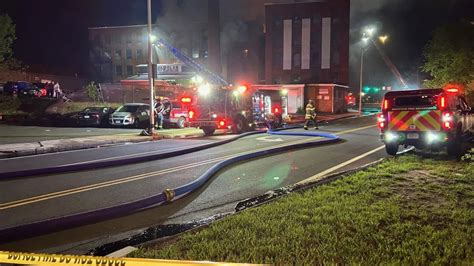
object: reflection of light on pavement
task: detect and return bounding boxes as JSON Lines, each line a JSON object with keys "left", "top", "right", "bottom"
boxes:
{"left": 273, "top": 176, "right": 280, "bottom": 180}
{"left": 45, "top": 129, "right": 51, "bottom": 132}
{"left": 86, "top": 130, "right": 91, "bottom": 132}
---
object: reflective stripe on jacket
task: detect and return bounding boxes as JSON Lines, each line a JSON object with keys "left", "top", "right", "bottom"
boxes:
{"left": 305, "top": 103, "right": 316, "bottom": 119}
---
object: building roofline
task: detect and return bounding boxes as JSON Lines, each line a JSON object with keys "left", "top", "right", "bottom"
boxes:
{"left": 88, "top": 24, "right": 151, "bottom": 30}
{"left": 264, "top": 1, "right": 326, "bottom": 7}
{"left": 307, "top": 83, "right": 350, "bottom": 88}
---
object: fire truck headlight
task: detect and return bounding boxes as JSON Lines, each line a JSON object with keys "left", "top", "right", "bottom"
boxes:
{"left": 198, "top": 84, "right": 211, "bottom": 96}
{"left": 426, "top": 131, "right": 444, "bottom": 143}
{"left": 384, "top": 132, "right": 399, "bottom": 142}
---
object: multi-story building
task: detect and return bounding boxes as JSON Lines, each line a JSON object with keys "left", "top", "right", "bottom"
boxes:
{"left": 264, "top": 0, "right": 350, "bottom": 113}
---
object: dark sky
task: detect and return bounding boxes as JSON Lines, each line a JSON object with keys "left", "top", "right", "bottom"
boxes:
{"left": 1, "top": 0, "right": 473, "bottom": 88}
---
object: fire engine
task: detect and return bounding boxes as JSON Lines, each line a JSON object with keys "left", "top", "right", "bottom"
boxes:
{"left": 378, "top": 85, "right": 474, "bottom": 156}
{"left": 187, "top": 85, "right": 284, "bottom": 135}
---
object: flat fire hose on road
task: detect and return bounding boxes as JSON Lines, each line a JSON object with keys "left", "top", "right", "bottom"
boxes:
{"left": 0, "top": 128, "right": 339, "bottom": 244}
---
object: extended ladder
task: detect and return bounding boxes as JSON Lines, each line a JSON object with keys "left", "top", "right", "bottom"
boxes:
{"left": 157, "top": 39, "right": 229, "bottom": 86}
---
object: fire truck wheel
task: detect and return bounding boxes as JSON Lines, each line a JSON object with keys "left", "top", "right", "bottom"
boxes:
{"left": 202, "top": 127, "right": 216, "bottom": 136}
{"left": 385, "top": 142, "right": 399, "bottom": 156}
{"left": 447, "top": 128, "right": 462, "bottom": 157}
{"left": 232, "top": 116, "right": 246, "bottom": 134}
{"left": 177, "top": 117, "right": 186, "bottom": 128}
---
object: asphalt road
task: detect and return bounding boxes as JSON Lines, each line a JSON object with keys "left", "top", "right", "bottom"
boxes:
{"left": 0, "top": 115, "right": 385, "bottom": 254}
{"left": 0, "top": 124, "right": 142, "bottom": 144}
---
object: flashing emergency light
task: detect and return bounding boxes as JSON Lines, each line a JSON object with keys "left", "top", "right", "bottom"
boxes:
{"left": 180, "top": 97, "right": 192, "bottom": 103}
{"left": 281, "top": 89, "right": 288, "bottom": 96}
{"left": 237, "top": 85, "right": 247, "bottom": 94}
{"left": 198, "top": 84, "right": 211, "bottom": 96}
{"left": 274, "top": 107, "right": 280, "bottom": 113}
{"left": 188, "top": 110, "right": 195, "bottom": 119}
{"left": 445, "top": 88, "right": 459, "bottom": 93}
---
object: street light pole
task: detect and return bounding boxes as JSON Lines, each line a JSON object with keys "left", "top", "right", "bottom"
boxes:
{"left": 358, "top": 48, "right": 365, "bottom": 116}
{"left": 147, "top": 0, "right": 155, "bottom": 135}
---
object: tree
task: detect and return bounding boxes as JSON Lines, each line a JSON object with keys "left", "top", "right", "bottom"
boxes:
{"left": 422, "top": 21, "right": 474, "bottom": 90}
{"left": 0, "top": 14, "right": 16, "bottom": 65}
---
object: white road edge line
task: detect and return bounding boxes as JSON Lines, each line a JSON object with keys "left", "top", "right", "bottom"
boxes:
{"left": 296, "top": 145, "right": 385, "bottom": 185}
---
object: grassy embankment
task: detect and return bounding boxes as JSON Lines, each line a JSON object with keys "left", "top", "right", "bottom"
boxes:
{"left": 131, "top": 154, "right": 473, "bottom": 265}
{"left": 0, "top": 95, "right": 120, "bottom": 116}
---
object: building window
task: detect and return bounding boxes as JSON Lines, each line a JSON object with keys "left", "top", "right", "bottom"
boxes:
{"left": 115, "top": 50, "right": 122, "bottom": 60}
{"left": 93, "top": 34, "right": 101, "bottom": 44}
{"left": 105, "top": 35, "right": 111, "bottom": 45}
{"left": 126, "top": 49, "right": 132, "bottom": 60}
{"left": 293, "top": 53, "right": 301, "bottom": 68}
{"left": 136, "top": 49, "right": 143, "bottom": 60}
{"left": 116, "top": 65, "right": 123, "bottom": 76}
{"left": 113, "top": 34, "right": 122, "bottom": 44}
{"left": 127, "top": 65, "right": 133, "bottom": 76}
{"left": 126, "top": 34, "right": 132, "bottom": 43}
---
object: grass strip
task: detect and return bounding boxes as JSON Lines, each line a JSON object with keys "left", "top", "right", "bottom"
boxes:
{"left": 130, "top": 154, "right": 474, "bottom": 265}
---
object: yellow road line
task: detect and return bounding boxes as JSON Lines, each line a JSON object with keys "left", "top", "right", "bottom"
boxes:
{"left": 1, "top": 124, "right": 376, "bottom": 209}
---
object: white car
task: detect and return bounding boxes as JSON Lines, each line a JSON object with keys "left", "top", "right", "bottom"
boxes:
{"left": 109, "top": 103, "right": 150, "bottom": 128}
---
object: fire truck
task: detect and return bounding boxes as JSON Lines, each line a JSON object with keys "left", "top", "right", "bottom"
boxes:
{"left": 378, "top": 85, "right": 474, "bottom": 156}
{"left": 153, "top": 38, "right": 285, "bottom": 135}
{"left": 187, "top": 85, "right": 284, "bottom": 135}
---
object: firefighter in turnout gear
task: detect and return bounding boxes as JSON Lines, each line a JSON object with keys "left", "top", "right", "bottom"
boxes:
{"left": 304, "top": 99, "right": 318, "bottom": 130}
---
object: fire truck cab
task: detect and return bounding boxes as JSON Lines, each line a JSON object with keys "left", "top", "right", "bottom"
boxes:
{"left": 378, "top": 85, "right": 474, "bottom": 156}
{"left": 188, "top": 85, "right": 284, "bottom": 135}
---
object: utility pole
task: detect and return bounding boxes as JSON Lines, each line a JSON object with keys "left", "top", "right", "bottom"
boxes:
{"left": 147, "top": 0, "right": 155, "bottom": 135}
{"left": 359, "top": 48, "right": 366, "bottom": 116}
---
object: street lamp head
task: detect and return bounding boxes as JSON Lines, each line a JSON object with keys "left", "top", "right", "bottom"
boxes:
{"left": 149, "top": 34, "right": 157, "bottom": 43}
{"left": 379, "top": 35, "right": 388, "bottom": 44}
{"left": 365, "top": 27, "right": 375, "bottom": 37}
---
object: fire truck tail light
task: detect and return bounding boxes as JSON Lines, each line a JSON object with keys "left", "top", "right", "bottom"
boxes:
{"left": 219, "top": 120, "right": 226, "bottom": 127}
{"left": 442, "top": 111, "right": 454, "bottom": 130}
{"left": 442, "top": 111, "right": 453, "bottom": 122}
{"left": 439, "top": 96, "right": 446, "bottom": 109}
{"left": 377, "top": 114, "right": 386, "bottom": 129}
{"left": 274, "top": 107, "right": 280, "bottom": 113}
{"left": 383, "top": 99, "right": 389, "bottom": 110}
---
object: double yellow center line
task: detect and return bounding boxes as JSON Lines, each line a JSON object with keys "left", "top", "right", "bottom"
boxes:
{"left": 0, "top": 124, "right": 376, "bottom": 210}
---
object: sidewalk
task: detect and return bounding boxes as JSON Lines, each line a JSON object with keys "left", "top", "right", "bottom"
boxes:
{"left": 0, "top": 113, "right": 356, "bottom": 159}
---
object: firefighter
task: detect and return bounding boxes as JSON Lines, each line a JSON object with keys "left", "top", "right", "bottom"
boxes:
{"left": 304, "top": 99, "right": 318, "bottom": 130}
{"left": 154, "top": 97, "right": 164, "bottom": 129}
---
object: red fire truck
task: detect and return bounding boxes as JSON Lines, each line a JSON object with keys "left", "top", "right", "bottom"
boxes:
{"left": 187, "top": 85, "right": 284, "bottom": 135}
{"left": 378, "top": 84, "right": 474, "bottom": 156}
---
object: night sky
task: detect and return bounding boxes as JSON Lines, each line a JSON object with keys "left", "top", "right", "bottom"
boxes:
{"left": 1, "top": 0, "right": 473, "bottom": 89}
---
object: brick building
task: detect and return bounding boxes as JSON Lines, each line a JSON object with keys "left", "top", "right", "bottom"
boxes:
{"left": 264, "top": 0, "right": 350, "bottom": 113}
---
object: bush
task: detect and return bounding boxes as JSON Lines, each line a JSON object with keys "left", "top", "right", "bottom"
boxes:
{"left": 0, "top": 95, "right": 21, "bottom": 114}
{"left": 85, "top": 81, "right": 99, "bottom": 102}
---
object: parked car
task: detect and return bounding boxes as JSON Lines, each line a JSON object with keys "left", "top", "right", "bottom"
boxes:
{"left": 32, "top": 82, "right": 48, "bottom": 97}
{"left": 73, "top": 107, "right": 115, "bottom": 127}
{"left": 3, "top": 81, "right": 41, "bottom": 97}
{"left": 109, "top": 103, "right": 150, "bottom": 128}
